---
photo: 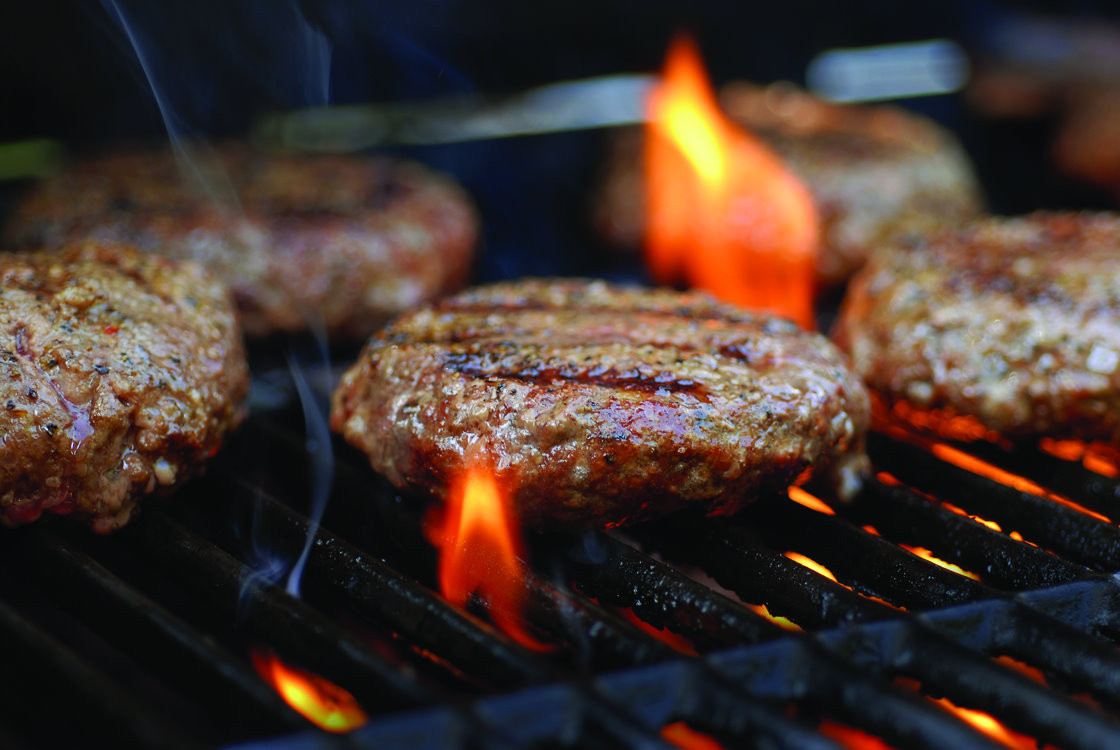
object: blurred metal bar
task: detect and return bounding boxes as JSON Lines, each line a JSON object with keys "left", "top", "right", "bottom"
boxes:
{"left": 253, "top": 74, "right": 654, "bottom": 152}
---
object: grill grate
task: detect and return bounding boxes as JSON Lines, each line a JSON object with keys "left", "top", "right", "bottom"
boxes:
{"left": 4, "top": 370, "right": 1120, "bottom": 749}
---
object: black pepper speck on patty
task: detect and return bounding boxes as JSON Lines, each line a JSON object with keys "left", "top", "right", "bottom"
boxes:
{"left": 0, "top": 242, "right": 249, "bottom": 532}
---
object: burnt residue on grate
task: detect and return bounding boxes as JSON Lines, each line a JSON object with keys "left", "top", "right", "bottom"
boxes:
{"left": 6, "top": 382, "right": 1120, "bottom": 748}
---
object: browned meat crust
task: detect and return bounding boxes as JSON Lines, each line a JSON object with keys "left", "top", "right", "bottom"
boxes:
{"left": 596, "top": 82, "right": 983, "bottom": 285}
{"left": 331, "top": 278, "right": 869, "bottom": 529}
{"left": 3, "top": 144, "right": 478, "bottom": 339}
{"left": 0, "top": 242, "right": 249, "bottom": 531}
{"left": 833, "top": 212, "right": 1120, "bottom": 442}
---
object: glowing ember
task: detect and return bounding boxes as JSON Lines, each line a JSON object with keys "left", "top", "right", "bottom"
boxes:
{"left": 994, "top": 655, "right": 1047, "bottom": 685}
{"left": 428, "top": 464, "right": 549, "bottom": 651}
{"left": 784, "top": 550, "right": 839, "bottom": 582}
{"left": 819, "top": 720, "right": 897, "bottom": 750}
{"left": 788, "top": 486, "right": 835, "bottom": 515}
{"left": 940, "top": 499, "right": 1004, "bottom": 532}
{"left": 930, "top": 696, "right": 1047, "bottom": 750}
{"left": 1039, "top": 438, "right": 1120, "bottom": 478}
{"left": 615, "top": 606, "right": 698, "bottom": 656}
{"left": 899, "top": 544, "right": 980, "bottom": 580}
{"left": 747, "top": 603, "right": 803, "bottom": 632}
{"left": 784, "top": 551, "right": 904, "bottom": 610}
{"left": 644, "top": 33, "right": 819, "bottom": 328}
{"left": 661, "top": 721, "right": 726, "bottom": 750}
{"left": 251, "top": 649, "right": 367, "bottom": 732}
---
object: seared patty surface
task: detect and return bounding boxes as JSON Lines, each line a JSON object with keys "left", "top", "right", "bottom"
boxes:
{"left": 597, "top": 82, "right": 982, "bottom": 284}
{"left": 3, "top": 144, "right": 477, "bottom": 338}
{"left": 833, "top": 212, "right": 1120, "bottom": 442}
{"left": 332, "top": 278, "right": 869, "bottom": 528}
{"left": 0, "top": 242, "right": 249, "bottom": 531}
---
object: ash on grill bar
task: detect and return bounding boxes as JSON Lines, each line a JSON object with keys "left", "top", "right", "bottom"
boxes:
{"left": 9, "top": 2, "right": 1120, "bottom": 750}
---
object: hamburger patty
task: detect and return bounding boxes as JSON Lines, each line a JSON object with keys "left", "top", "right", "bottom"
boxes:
{"left": 833, "top": 212, "right": 1120, "bottom": 442}
{"left": 0, "top": 242, "right": 249, "bottom": 532}
{"left": 332, "top": 278, "right": 870, "bottom": 528}
{"left": 597, "top": 82, "right": 982, "bottom": 284}
{"left": 3, "top": 144, "right": 477, "bottom": 338}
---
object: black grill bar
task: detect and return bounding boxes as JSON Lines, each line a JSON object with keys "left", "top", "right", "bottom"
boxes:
{"left": 232, "top": 419, "right": 693, "bottom": 671}
{"left": 21, "top": 527, "right": 306, "bottom": 736}
{"left": 709, "top": 639, "right": 1008, "bottom": 750}
{"left": 828, "top": 618, "right": 1120, "bottom": 749}
{"left": 132, "top": 510, "right": 439, "bottom": 715}
{"left": 551, "top": 527, "right": 786, "bottom": 648}
{"left": 835, "top": 477, "right": 1089, "bottom": 590}
{"left": 926, "top": 597, "right": 1120, "bottom": 707}
{"left": 0, "top": 594, "right": 199, "bottom": 750}
{"left": 639, "top": 514, "right": 895, "bottom": 627}
{"left": 212, "top": 455, "right": 686, "bottom": 675}
{"left": 953, "top": 440, "right": 1120, "bottom": 522}
{"left": 213, "top": 473, "right": 559, "bottom": 690}
{"left": 731, "top": 494, "right": 990, "bottom": 609}
{"left": 869, "top": 433, "right": 1120, "bottom": 570}
{"left": 177, "top": 462, "right": 786, "bottom": 749}
{"left": 554, "top": 530, "right": 1042, "bottom": 748}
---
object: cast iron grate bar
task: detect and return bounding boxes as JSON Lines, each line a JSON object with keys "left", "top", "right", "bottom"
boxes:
{"left": 132, "top": 510, "right": 441, "bottom": 715}
{"left": 834, "top": 475, "right": 1090, "bottom": 590}
{"left": 15, "top": 526, "right": 306, "bottom": 737}
{"left": 868, "top": 432, "right": 1120, "bottom": 570}
{"left": 945, "top": 438, "right": 1120, "bottom": 522}
{"left": 0, "top": 592, "right": 201, "bottom": 750}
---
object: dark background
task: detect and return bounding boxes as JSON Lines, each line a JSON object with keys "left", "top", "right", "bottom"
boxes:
{"left": 2, "top": 0, "right": 1119, "bottom": 282}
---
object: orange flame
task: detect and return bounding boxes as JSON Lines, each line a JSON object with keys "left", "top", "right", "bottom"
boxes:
{"left": 429, "top": 464, "right": 549, "bottom": 651}
{"left": 661, "top": 721, "right": 726, "bottom": 750}
{"left": 644, "top": 33, "right": 819, "bottom": 328}
{"left": 251, "top": 649, "right": 368, "bottom": 732}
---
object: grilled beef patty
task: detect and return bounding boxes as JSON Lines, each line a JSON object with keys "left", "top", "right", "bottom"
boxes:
{"left": 0, "top": 242, "right": 249, "bottom": 531}
{"left": 597, "top": 82, "right": 982, "bottom": 284}
{"left": 332, "top": 278, "right": 869, "bottom": 528}
{"left": 833, "top": 212, "right": 1120, "bottom": 442}
{"left": 3, "top": 144, "right": 477, "bottom": 338}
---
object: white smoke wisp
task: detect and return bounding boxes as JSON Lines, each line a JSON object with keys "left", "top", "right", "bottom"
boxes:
{"left": 284, "top": 321, "right": 335, "bottom": 598}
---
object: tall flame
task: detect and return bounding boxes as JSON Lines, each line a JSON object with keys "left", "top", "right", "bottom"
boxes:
{"left": 644, "top": 33, "right": 819, "bottom": 328}
{"left": 430, "top": 464, "right": 549, "bottom": 651}
{"left": 251, "top": 649, "right": 367, "bottom": 732}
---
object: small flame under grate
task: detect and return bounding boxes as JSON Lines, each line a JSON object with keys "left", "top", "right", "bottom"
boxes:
{"left": 5, "top": 370, "right": 1120, "bottom": 750}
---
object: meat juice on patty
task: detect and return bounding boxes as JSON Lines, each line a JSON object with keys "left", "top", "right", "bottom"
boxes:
{"left": 0, "top": 242, "right": 249, "bottom": 531}
{"left": 332, "top": 278, "right": 870, "bottom": 529}
{"left": 3, "top": 144, "right": 478, "bottom": 339}
{"left": 833, "top": 212, "right": 1120, "bottom": 443}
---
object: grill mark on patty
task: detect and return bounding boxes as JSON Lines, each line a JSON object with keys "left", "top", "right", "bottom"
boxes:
{"left": 440, "top": 349, "right": 711, "bottom": 400}
{"left": 386, "top": 330, "right": 775, "bottom": 372}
